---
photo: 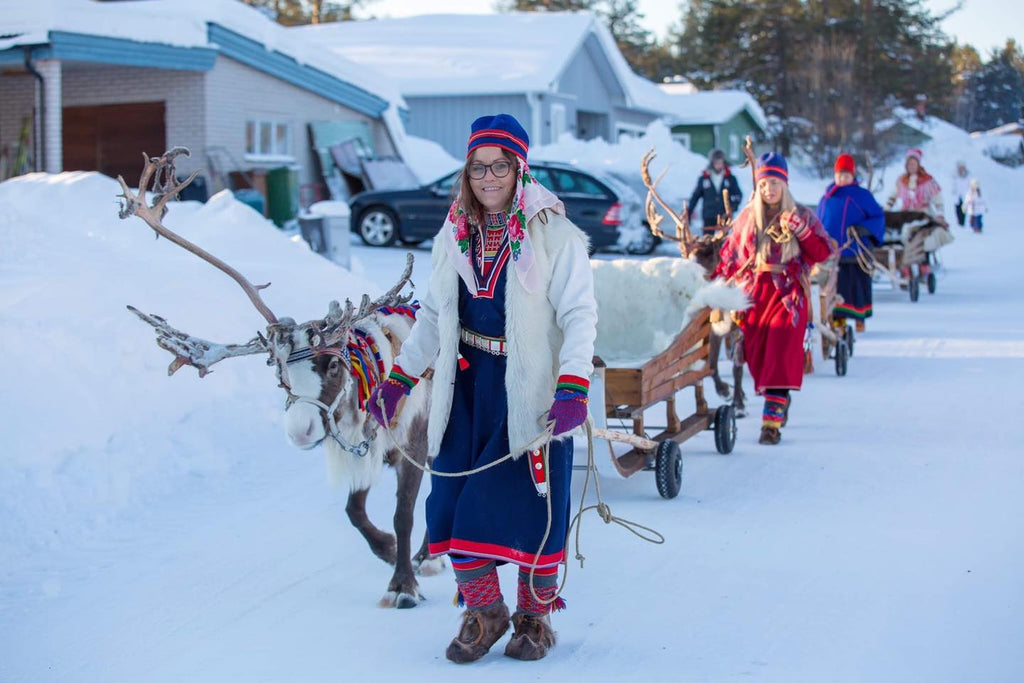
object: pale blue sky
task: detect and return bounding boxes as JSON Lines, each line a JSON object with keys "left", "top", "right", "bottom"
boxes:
{"left": 357, "top": 0, "right": 1021, "bottom": 55}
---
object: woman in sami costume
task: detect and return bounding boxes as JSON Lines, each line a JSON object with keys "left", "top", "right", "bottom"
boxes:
{"left": 369, "top": 114, "right": 597, "bottom": 663}
{"left": 715, "top": 152, "right": 833, "bottom": 445}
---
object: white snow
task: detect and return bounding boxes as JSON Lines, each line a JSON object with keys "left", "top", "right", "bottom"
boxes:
{"left": 3, "top": 110, "right": 1024, "bottom": 681}
{"left": 657, "top": 87, "right": 770, "bottom": 130}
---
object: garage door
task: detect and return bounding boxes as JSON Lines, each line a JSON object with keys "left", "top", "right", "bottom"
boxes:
{"left": 63, "top": 102, "right": 166, "bottom": 181}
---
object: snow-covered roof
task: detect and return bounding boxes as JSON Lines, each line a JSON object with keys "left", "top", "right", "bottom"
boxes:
{"left": 296, "top": 11, "right": 670, "bottom": 115}
{"left": 655, "top": 86, "right": 769, "bottom": 131}
{"left": 0, "top": 0, "right": 405, "bottom": 108}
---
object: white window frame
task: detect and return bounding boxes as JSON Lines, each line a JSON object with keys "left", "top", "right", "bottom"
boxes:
{"left": 615, "top": 122, "right": 646, "bottom": 141}
{"left": 550, "top": 103, "right": 567, "bottom": 142}
{"left": 729, "top": 133, "right": 741, "bottom": 160}
{"left": 245, "top": 119, "right": 295, "bottom": 163}
{"left": 672, "top": 132, "right": 692, "bottom": 149}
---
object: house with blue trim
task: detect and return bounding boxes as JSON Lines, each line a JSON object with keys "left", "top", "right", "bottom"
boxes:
{"left": 0, "top": 0, "right": 407, "bottom": 204}
{"left": 298, "top": 12, "right": 674, "bottom": 161}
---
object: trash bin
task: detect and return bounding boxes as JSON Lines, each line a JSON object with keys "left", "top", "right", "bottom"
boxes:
{"left": 233, "top": 188, "right": 265, "bottom": 216}
{"left": 298, "top": 215, "right": 328, "bottom": 255}
{"left": 266, "top": 165, "right": 299, "bottom": 228}
{"left": 305, "top": 200, "right": 351, "bottom": 269}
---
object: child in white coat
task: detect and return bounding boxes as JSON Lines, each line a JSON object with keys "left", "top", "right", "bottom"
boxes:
{"left": 963, "top": 178, "right": 987, "bottom": 233}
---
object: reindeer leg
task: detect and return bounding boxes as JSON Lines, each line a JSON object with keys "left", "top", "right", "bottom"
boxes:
{"left": 345, "top": 488, "right": 397, "bottom": 566}
{"left": 708, "top": 333, "right": 732, "bottom": 399}
{"left": 732, "top": 336, "right": 747, "bottom": 418}
{"left": 380, "top": 414, "right": 432, "bottom": 609}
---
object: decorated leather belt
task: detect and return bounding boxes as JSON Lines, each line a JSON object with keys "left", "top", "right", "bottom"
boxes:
{"left": 755, "top": 263, "right": 786, "bottom": 273}
{"left": 459, "top": 327, "right": 508, "bottom": 356}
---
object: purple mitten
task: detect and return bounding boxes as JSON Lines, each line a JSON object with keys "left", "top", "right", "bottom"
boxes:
{"left": 368, "top": 365, "right": 417, "bottom": 428}
{"left": 546, "top": 375, "right": 590, "bottom": 436}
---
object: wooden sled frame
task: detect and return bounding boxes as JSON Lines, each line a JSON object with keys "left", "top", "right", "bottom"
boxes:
{"left": 594, "top": 307, "right": 736, "bottom": 494}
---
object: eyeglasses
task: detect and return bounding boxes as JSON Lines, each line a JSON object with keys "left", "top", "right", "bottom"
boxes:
{"left": 467, "top": 160, "right": 513, "bottom": 180}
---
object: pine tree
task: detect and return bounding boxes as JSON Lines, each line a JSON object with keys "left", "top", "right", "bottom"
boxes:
{"left": 967, "top": 39, "right": 1024, "bottom": 130}
{"left": 237, "top": 0, "right": 372, "bottom": 25}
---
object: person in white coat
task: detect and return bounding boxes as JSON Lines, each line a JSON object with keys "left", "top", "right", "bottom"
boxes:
{"left": 368, "top": 114, "right": 597, "bottom": 664}
{"left": 963, "top": 178, "right": 987, "bottom": 233}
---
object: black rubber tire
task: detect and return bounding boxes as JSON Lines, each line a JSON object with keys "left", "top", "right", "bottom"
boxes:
{"left": 846, "top": 324, "right": 855, "bottom": 357}
{"left": 909, "top": 276, "right": 920, "bottom": 302}
{"left": 357, "top": 207, "right": 399, "bottom": 247}
{"left": 835, "top": 337, "right": 848, "bottom": 376}
{"left": 655, "top": 440, "right": 683, "bottom": 499}
{"left": 714, "top": 404, "right": 737, "bottom": 454}
{"left": 927, "top": 272, "right": 937, "bottom": 294}
{"left": 625, "top": 229, "right": 659, "bottom": 255}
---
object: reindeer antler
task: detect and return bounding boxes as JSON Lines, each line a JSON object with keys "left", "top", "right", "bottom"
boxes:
{"left": 117, "top": 148, "right": 279, "bottom": 324}
{"left": 640, "top": 148, "right": 697, "bottom": 256}
{"left": 318, "top": 253, "right": 416, "bottom": 348}
{"left": 127, "top": 306, "right": 269, "bottom": 377}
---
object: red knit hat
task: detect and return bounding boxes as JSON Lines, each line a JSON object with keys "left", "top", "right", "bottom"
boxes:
{"left": 834, "top": 153, "right": 855, "bottom": 175}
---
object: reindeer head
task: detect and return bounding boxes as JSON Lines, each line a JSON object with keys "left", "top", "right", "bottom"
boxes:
{"left": 640, "top": 148, "right": 730, "bottom": 276}
{"left": 118, "top": 148, "right": 414, "bottom": 456}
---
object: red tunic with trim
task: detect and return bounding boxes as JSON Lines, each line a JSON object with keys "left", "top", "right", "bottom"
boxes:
{"left": 716, "top": 204, "right": 833, "bottom": 394}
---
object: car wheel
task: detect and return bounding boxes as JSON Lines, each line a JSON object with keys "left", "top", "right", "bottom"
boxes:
{"left": 357, "top": 207, "right": 399, "bottom": 247}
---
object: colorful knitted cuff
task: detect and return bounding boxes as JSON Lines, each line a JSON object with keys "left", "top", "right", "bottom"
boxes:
{"left": 387, "top": 364, "right": 418, "bottom": 391}
{"left": 556, "top": 374, "right": 590, "bottom": 397}
{"left": 788, "top": 215, "right": 811, "bottom": 239}
{"left": 763, "top": 395, "right": 788, "bottom": 429}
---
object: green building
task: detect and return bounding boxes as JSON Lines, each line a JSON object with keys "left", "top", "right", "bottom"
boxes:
{"left": 658, "top": 85, "right": 768, "bottom": 165}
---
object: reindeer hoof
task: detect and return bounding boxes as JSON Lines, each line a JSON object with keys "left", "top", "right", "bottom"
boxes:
{"left": 735, "top": 407, "right": 747, "bottom": 419}
{"left": 715, "top": 383, "right": 732, "bottom": 400}
{"left": 415, "top": 556, "right": 447, "bottom": 577}
{"left": 379, "top": 589, "right": 425, "bottom": 609}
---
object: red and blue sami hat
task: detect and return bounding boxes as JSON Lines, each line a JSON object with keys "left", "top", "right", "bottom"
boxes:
{"left": 756, "top": 151, "right": 788, "bottom": 183}
{"left": 467, "top": 114, "right": 530, "bottom": 161}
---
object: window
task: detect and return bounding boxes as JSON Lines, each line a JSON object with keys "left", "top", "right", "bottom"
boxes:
{"left": 245, "top": 119, "right": 293, "bottom": 159}
{"left": 729, "top": 133, "right": 740, "bottom": 160}
{"left": 672, "top": 132, "right": 692, "bottom": 150}
{"left": 550, "top": 169, "right": 609, "bottom": 198}
{"left": 550, "top": 104, "right": 567, "bottom": 142}
{"left": 529, "top": 166, "right": 556, "bottom": 192}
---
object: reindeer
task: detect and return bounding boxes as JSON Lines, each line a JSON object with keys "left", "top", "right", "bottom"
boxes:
{"left": 117, "top": 148, "right": 439, "bottom": 609}
{"left": 640, "top": 148, "right": 749, "bottom": 416}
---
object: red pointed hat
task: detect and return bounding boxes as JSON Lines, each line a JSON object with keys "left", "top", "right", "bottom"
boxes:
{"left": 834, "top": 153, "right": 856, "bottom": 174}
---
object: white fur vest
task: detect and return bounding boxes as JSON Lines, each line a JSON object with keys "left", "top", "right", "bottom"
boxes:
{"left": 395, "top": 210, "right": 597, "bottom": 459}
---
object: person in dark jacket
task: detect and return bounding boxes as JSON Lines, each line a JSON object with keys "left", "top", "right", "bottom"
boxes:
{"left": 815, "top": 153, "right": 886, "bottom": 332}
{"left": 687, "top": 149, "right": 742, "bottom": 234}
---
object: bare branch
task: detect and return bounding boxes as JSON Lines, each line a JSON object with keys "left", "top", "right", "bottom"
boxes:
{"left": 128, "top": 305, "right": 269, "bottom": 377}
{"left": 117, "top": 148, "right": 279, "bottom": 324}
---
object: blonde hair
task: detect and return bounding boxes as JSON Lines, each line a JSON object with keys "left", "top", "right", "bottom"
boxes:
{"left": 751, "top": 180, "right": 801, "bottom": 264}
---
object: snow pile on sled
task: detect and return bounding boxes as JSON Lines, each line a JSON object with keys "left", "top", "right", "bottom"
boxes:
{"left": 591, "top": 257, "right": 747, "bottom": 364}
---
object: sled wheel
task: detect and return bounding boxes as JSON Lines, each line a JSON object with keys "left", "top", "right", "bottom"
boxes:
{"left": 846, "top": 324, "right": 855, "bottom": 357}
{"left": 835, "top": 336, "right": 848, "bottom": 376}
{"left": 927, "top": 272, "right": 937, "bottom": 294}
{"left": 714, "top": 404, "right": 737, "bottom": 455}
{"left": 655, "top": 440, "right": 683, "bottom": 499}
{"left": 909, "top": 276, "right": 920, "bottom": 302}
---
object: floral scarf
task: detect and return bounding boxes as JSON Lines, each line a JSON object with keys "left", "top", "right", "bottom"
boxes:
{"left": 442, "top": 157, "right": 565, "bottom": 294}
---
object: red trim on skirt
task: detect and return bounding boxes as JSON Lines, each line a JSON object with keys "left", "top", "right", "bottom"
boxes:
{"left": 429, "top": 539, "right": 565, "bottom": 569}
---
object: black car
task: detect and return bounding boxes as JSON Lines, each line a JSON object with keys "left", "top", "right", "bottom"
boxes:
{"left": 349, "top": 161, "right": 643, "bottom": 252}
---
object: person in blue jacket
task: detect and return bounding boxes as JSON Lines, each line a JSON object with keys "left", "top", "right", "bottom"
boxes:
{"left": 687, "top": 149, "right": 742, "bottom": 234}
{"left": 816, "top": 153, "right": 886, "bottom": 332}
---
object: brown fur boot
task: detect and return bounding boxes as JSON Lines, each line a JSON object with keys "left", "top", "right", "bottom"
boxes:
{"left": 504, "top": 612, "right": 557, "bottom": 661}
{"left": 445, "top": 602, "right": 510, "bottom": 664}
{"left": 758, "top": 426, "right": 781, "bottom": 445}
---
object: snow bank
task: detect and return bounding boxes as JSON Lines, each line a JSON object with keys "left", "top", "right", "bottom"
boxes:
{"left": 0, "top": 172, "right": 383, "bottom": 559}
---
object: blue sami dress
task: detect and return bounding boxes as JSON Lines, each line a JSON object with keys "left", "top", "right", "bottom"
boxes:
{"left": 425, "top": 215, "right": 573, "bottom": 569}
{"left": 816, "top": 182, "right": 886, "bottom": 320}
